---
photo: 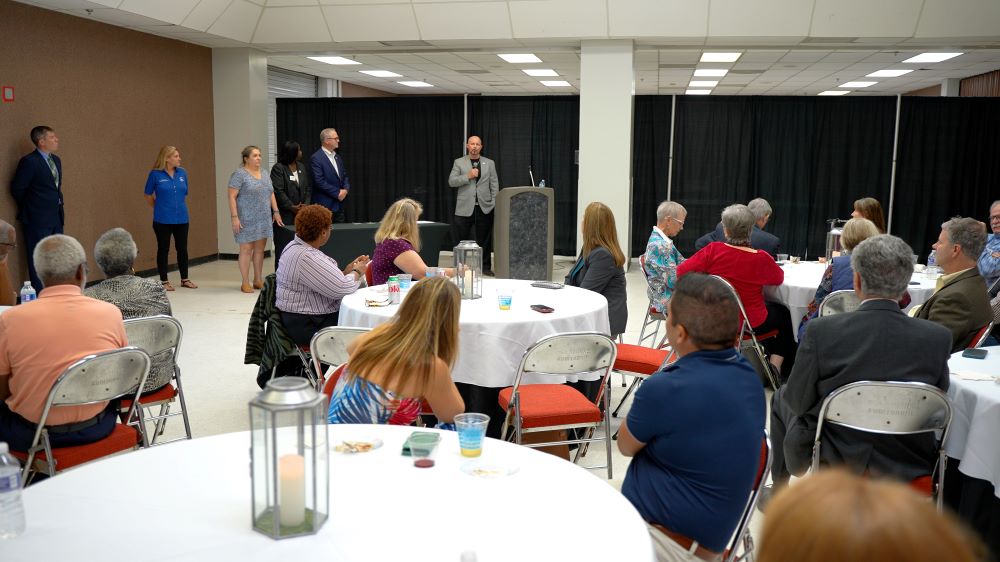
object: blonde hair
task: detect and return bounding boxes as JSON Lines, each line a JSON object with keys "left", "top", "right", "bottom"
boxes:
{"left": 240, "top": 145, "right": 260, "bottom": 166}
{"left": 840, "top": 217, "right": 880, "bottom": 252}
{"left": 375, "top": 198, "right": 422, "bottom": 251}
{"left": 758, "top": 471, "right": 983, "bottom": 562}
{"left": 152, "top": 146, "right": 178, "bottom": 170}
{"left": 346, "top": 277, "right": 460, "bottom": 397}
{"left": 581, "top": 202, "right": 625, "bottom": 268}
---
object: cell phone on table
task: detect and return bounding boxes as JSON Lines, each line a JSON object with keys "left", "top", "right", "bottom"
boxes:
{"left": 962, "top": 348, "right": 988, "bottom": 359}
{"left": 530, "top": 304, "right": 555, "bottom": 314}
{"left": 401, "top": 431, "right": 440, "bottom": 456}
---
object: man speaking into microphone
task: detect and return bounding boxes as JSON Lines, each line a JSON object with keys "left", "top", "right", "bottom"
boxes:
{"left": 448, "top": 135, "right": 499, "bottom": 275}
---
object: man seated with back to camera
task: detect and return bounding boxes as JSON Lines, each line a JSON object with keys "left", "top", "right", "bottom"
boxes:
{"left": 618, "top": 273, "right": 766, "bottom": 562}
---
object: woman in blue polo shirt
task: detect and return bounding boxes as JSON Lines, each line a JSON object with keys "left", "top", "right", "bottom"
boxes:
{"left": 144, "top": 145, "right": 196, "bottom": 290}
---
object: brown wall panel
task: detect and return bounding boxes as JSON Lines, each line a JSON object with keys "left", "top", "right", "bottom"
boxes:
{"left": 905, "top": 84, "right": 942, "bottom": 97}
{"left": 341, "top": 82, "right": 397, "bottom": 98}
{"left": 0, "top": 0, "right": 216, "bottom": 285}
{"left": 961, "top": 69, "right": 1000, "bottom": 97}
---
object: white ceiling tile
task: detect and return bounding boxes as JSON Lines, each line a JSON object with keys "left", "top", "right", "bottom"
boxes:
{"left": 916, "top": 0, "right": 1000, "bottom": 38}
{"left": 413, "top": 2, "right": 512, "bottom": 40}
{"left": 182, "top": 0, "right": 233, "bottom": 31}
{"left": 323, "top": 4, "right": 419, "bottom": 42}
{"left": 709, "top": 0, "right": 813, "bottom": 37}
{"left": 509, "top": 0, "right": 607, "bottom": 39}
{"left": 608, "top": 0, "right": 707, "bottom": 38}
{"left": 657, "top": 50, "right": 701, "bottom": 63}
{"left": 811, "top": 0, "right": 921, "bottom": 38}
{"left": 118, "top": 0, "right": 199, "bottom": 25}
{"left": 780, "top": 50, "right": 829, "bottom": 62}
{"left": 266, "top": 0, "right": 318, "bottom": 5}
{"left": 253, "top": 7, "right": 331, "bottom": 43}
{"left": 208, "top": 0, "right": 263, "bottom": 43}
{"left": 738, "top": 50, "right": 788, "bottom": 63}
{"left": 57, "top": 6, "right": 167, "bottom": 26}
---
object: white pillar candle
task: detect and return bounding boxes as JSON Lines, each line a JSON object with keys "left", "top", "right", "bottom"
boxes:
{"left": 464, "top": 269, "right": 473, "bottom": 297}
{"left": 278, "top": 453, "right": 306, "bottom": 527}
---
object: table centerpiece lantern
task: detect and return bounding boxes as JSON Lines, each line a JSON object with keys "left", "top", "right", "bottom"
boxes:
{"left": 453, "top": 240, "right": 483, "bottom": 299}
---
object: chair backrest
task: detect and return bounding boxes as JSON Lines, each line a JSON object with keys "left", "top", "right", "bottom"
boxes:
{"left": 365, "top": 266, "right": 374, "bottom": 287}
{"left": 818, "top": 289, "right": 860, "bottom": 317}
{"left": 724, "top": 434, "right": 772, "bottom": 562}
{"left": 124, "top": 315, "right": 182, "bottom": 362}
{"left": 310, "top": 326, "right": 371, "bottom": 375}
{"left": 322, "top": 364, "right": 348, "bottom": 399}
{"left": 708, "top": 275, "right": 753, "bottom": 336}
{"left": 969, "top": 321, "right": 994, "bottom": 348}
{"left": 511, "top": 332, "right": 617, "bottom": 402}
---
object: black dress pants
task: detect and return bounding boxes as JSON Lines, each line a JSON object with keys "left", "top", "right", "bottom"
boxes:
{"left": 452, "top": 205, "right": 493, "bottom": 271}
{"left": 152, "top": 222, "right": 190, "bottom": 280}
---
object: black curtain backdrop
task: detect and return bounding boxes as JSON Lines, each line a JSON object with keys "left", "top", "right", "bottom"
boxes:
{"left": 894, "top": 97, "right": 1000, "bottom": 259}
{"left": 630, "top": 96, "right": 673, "bottom": 257}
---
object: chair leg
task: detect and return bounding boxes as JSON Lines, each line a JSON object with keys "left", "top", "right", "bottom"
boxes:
{"left": 174, "top": 370, "right": 193, "bottom": 440}
{"left": 604, "top": 391, "right": 613, "bottom": 480}
{"left": 613, "top": 378, "right": 642, "bottom": 417}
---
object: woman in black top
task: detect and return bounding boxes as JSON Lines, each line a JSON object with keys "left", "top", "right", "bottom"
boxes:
{"left": 565, "top": 201, "right": 628, "bottom": 337}
{"left": 270, "top": 140, "right": 313, "bottom": 228}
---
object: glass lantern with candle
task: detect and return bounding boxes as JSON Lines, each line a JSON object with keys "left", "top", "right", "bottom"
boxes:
{"left": 453, "top": 240, "right": 483, "bottom": 300}
{"left": 249, "top": 378, "right": 329, "bottom": 539}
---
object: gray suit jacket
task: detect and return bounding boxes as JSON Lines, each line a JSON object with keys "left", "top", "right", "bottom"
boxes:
{"left": 448, "top": 155, "right": 498, "bottom": 216}
{"left": 914, "top": 268, "right": 992, "bottom": 352}
{"left": 565, "top": 247, "right": 628, "bottom": 336}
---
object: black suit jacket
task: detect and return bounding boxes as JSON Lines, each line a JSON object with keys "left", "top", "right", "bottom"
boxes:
{"left": 565, "top": 247, "right": 628, "bottom": 336}
{"left": 781, "top": 299, "right": 952, "bottom": 480}
{"left": 270, "top": 161, "right": 312, "bottom": 225}
{"left": 914, "top": 268, "right": 992, "bottom": 352}
{"left": 10, "top": 150, "right": 64, "bottom": 228}
{"left": 694, "top": 223, "right": 780, "bottom": 258}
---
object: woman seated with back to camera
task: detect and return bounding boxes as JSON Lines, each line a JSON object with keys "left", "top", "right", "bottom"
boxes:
{"left": 369, "top": 198, "right": 452, "bottom": 286}
{"left": 85, "top": 227, "right": 174, "bottom": 394}
{"left": 275, "top": 204, "right": 369, "bottom": 346}
{"left": 677, "top": 203, "right": 795, "bottom": 379}
{"left": 328, "top": 276, "right": 465, "bottom": 425}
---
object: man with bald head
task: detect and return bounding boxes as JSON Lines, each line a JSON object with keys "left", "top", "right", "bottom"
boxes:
{"left": 0, "top": 220, "right": 15, "bottom": 305}
{"left": 449, "top": 135, "right": 499, "bottom": 275}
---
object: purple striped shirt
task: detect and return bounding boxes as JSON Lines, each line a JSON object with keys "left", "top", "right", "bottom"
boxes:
{"left": 276, "top": 236, "right": 360, "bottom": 314}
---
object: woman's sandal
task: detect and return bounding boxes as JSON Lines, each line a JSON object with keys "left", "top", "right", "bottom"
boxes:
{"left": 162, "top": 281, "right": 175, "bottom": 292}
{"left": 180, "top": 279, "right": 198, "bottom": 289}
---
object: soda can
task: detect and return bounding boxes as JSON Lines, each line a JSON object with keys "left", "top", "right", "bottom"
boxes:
{"left": 388, "top": 276, "right": 400, "bottom": 304}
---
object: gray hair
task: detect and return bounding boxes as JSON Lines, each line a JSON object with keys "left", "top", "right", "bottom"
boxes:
{"left": 656, "top": 200, "right": 686, "bottom": 223}
{"left": 320, "top": 128, "right": 337, "bottom": 143}
{"left": 33, "top": 234, "right": 86, "bottom": 287}
{"left": 942, "top": 217, "right": 987, "bottom": 260}
{"left": 747, "top": 198, "right": 772, "bottom": 222}
{"left": 721, "top": 204, "right": 755, "bottom": 246}
{"left": 94, "top": 228, "right": 138, "bottom": 277}
{"left": 851, "top": 234, "right": 914, "bottom": 299}
{"left": 991, "top": 200, "right": 1000, "bottom": 211}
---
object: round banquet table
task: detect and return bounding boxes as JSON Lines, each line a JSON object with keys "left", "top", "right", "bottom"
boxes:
{"left": 339, "top": 279, "right": 611, "bottom": 387}
{"left": 945, "top": 350, "right": 1000, "bottom": 498}
{"left": 12, "top": 425, "right": 654, "bottom": 562}
{"left": 764, "top": 261, "right": 938, "bottom": 338}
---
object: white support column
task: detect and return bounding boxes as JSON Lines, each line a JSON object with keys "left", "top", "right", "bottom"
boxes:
{"left": 941, "top": 78, "right": 961, "bottom": 97}
{"left": 578, "top": 40, "right": 635, "bottom": 259}
{"left": 212, "top": 48, "right": 269, "bottom": 255}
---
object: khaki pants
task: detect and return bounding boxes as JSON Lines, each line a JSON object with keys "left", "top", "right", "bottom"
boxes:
{"left": 646, "top": 523, "right": 703, "bottom": 562}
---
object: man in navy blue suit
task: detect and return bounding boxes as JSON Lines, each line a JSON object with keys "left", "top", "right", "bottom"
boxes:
{"left": 310, "top": 128, "right": 351, "bottom": 223}
{"left": 10, "top": 126, "right": 64, "bottom": 291}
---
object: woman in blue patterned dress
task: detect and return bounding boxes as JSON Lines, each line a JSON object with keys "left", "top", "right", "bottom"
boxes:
{"left": 228, "top": 145, "right": 284, "bottom": 293}
{"left": 328, "top": 276, "right": 465, "bottom": 425}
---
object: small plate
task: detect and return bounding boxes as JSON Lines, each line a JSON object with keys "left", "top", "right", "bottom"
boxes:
{"left": 460, "top": 459, "right": 519, "bottom": 478}
{"left": 333, "top": 438, "right": 384, "bottom": 454}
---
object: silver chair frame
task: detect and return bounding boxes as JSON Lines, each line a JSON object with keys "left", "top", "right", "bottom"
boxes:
{"left": 499, "top": 332, "right": 618, "bottom": 478}
{"left": 811, "top": 380, "right": 952, "bottom": 510}
{"left": 20, "top": 347, "right": 150, "bottom": 483}
{"left": 818, "top": 289, "right": 861, "bottom": 317}
{"left": 971, "top": 321, "right": 994, "bottom": 348}
{"left": 636, "top": 254, "right": 669, "bottom": 349}
{"left": 123, "top": 315, "right": 191, "bottom": 446}
{"left": 710, "top": 275, "right": 780, "bottom": 390}
{"left": 611, "top": 346, "right": 677, "bottom": 419}
{"left": 724, "top": 434, "right": 772, "bottom": 562}
{"left": 309, "top": 326, "right": 372, "bottom": 389}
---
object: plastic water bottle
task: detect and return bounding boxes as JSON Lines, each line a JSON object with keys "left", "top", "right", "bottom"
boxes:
{"left": 927, "top": 250, "right": 939, "bottom": 275}
{"left": 19, "top": 282, "right": 36, "bottom": 304}
{"left": 538, "top": 179, "right": 546, "bottom": 188}
{"left": 0, "top": 442, "right": 26, "bottom": 539}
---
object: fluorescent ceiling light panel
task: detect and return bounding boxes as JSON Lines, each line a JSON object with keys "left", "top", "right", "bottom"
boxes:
{"left": 498, "top": 53, "right": 542, "bottom": 63}
{"left": 902, "top": 52, "right": 962, "bottom": 63}
{"left": 308, "top": 56, "right": 361, "bottom": 65}
{"left": 541, "top": 80, "right": 571, "bottom": 87}
{"left": 398, "top": 81, "right": 433, "bottom": 88}
{"left": 818, "top": 90, "right": 850, "bottom": 96}
{"left": 360, "top": 70, "right": 402, "bottom": 78}
{"left": 694, "top": 69, "right": 728, "bottom": 77}
{"left": 700, "top": 52, "right": 741, "bottom": 63}
{"left": 867, "top": 69, "right": 914, "bottom": 78}
{"left": 839, "top": 81, "right": 876, "bottom": 88}
{"left": 522, "top": 69, "right": 558, "bottom": 77}
{"left": 688, "top": 80, "right": 719, "bottom": 87}
{"left": 685, "top": 89, "right": 712, "bottom": 95}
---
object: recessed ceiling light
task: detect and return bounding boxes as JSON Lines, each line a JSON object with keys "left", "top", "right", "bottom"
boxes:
{"left": 522, "top": 69, "right": 558, "bottom": 77}
{"left": 689, "top": 80, "right": 719, "bottom": 87}
{"left": 307, "top": 56, "right": 361, "bottom": 65}
{"left": 867, "top": 69, "right": 914, "bottom": 78}
{"left": 685, "top": 89, "right": 712, "bottom": 95}
{"left": 902, "top": 52, "right": 962, "bottom": 63}
{"left": 541, "top": 80, "right": 571, "bottom": 87}
{"left": 818, "top": 90, "right": 850, "bottom": 96}
{"left": 498, "top": 53, "right": 542, "bottom": 64}
{"left": 839, "top": 81, "right": 876, "bottom": 88}
{"left": 694, "top": 69, "right": 728, "bottom": 77}
{"left": 360, "top": 70, "right": 402, "bottom": 78}
{"left": 398, "top": 81, "right": 433, "bottom": 88}
{"left": 700, "top": 52, "right": 741, "bottom": 63}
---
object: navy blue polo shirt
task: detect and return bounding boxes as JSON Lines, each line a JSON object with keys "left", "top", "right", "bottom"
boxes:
{"left": 621, "top": 348, "right": 766, "bottom": 552}
{"left": 144, "top": 168, "right": 189, "bottom": 224}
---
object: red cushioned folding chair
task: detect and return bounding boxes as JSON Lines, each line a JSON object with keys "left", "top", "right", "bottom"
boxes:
{"left": 310, "top": 326, "right": 371, "bottom": 389}
{"left": 724, "top": 434, "right": 772, "bottom": 562}
{"left": 969, "top": 322, "right": 993, "bottom": 348}
{"left": 710, "top": 275, "right": 780, "bottom": 390}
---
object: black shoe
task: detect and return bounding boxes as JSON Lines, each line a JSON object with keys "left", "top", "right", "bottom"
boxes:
{"left": 756, "top": 484, "right": 776, "bottom": 513}
{"left": 483, "top": 269, "right": 495, "bottom": 277}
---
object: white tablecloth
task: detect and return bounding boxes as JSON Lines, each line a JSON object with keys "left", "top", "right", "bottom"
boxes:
{"left": 14, "top": 426, "right": 653, "bottom": 562}
{"left": 339, "top": 279, "right": 611, "bottom": 387}
{"left": 946, "top": 350, "right": 1000, "bottom": 499}
{"left": 764, "top": 262, "right": 938, "bottom": 338}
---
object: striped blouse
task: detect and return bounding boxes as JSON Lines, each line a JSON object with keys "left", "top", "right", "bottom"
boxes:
{"left": 275, "top": 236, "right": 361, "bottom": 315}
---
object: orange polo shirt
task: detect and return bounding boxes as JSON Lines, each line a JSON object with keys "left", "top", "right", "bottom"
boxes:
{"left": 0, "top": 284, "right": 127, "bottom": 425}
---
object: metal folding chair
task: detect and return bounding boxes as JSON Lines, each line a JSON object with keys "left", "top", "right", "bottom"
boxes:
{"left": 724, "top": 435, "right": 772, "bottom": 562}
{"left": 498, "top": 332, "right": 618, "bottom": 478}
{"left": 811, "top": 380, "right": 952, "bottom": 510}
{"left": 636, "top": 254, "right": 669, "bottom": 349}
{"left": 969, "top": 321, "right": 994, "bottom": 348}
{"left": 818, "top": 289, "right": 860, "bottom": 317}
{"left": 710, "top": 275, "right": 780, "bottom": 390}
{"left": 13, "top": 347, "right": 150, "bottom": 484}
{"left": 122, "top": 315, "right": 191, "bottom": 446}
{"left": 309, "top": 326, "right": 371, "bottom": 388}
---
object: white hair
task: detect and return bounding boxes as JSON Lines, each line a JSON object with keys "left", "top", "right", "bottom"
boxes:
{"left": 656, "top": 201, "right": 686, "bottom": 223}
{"left": 94, "top": 228, "right": 138, "bottom": 277}
{"left": 33, "top": 234, "right": 86, "bottom": 286}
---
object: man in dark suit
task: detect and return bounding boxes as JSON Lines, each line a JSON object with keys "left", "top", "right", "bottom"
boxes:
{"left": 309, "top": 128, "right": 350, "bottom": 223}
{"left": 914, "top": 216, "right": 992, "bottom": 351}
{"left": 10, "top": 126, "right": 64, "bottom": 291}
{"left": 448, "top": 135, "right": 499, "bottom": 275}
{"left": 694, "top": 198, "right": 781, "bottom": 257}
{"left": 770, "top": 234, "right": 951, "bottom": 487}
